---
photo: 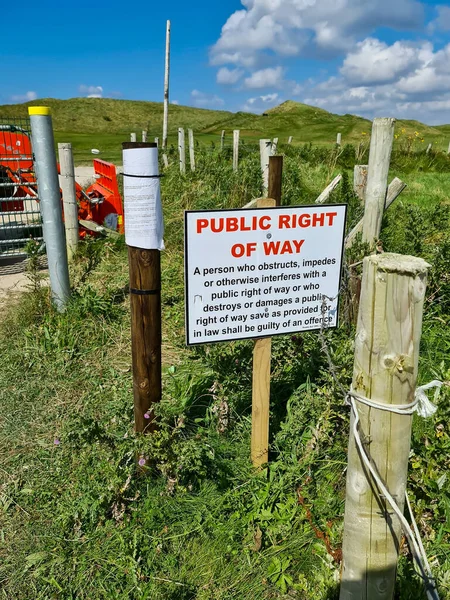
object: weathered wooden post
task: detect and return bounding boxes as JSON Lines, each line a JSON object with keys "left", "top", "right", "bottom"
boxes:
{"left": 272, "top": 137, "right": 278, "bottom": 154}
{"left": 154, "top": 137, "right": 159, "bottom": 147}
{"left": 362, "top": 118, "right": 396, "bottom": 248}
{"left": 58, "top": 142, "right": 79, "bottom": 261}
{"left": 220, "top": 130, "right": 225, "bottom": 151}
{"left": 142, "top": 130, "right": 147, "bottom": 142}
{"left": 178, "top": 127, "right": 186, "bottom": 174}
{"left": 122, "top": 142, "right": 163, "bottom": 435}
{"left": 337, "top": 132, "right": 342, "bottom": 146}
{"left": 162, "top": 20, "right": 171, "bottom": 150}
{"left": 251, "top": 156, "right": 283, "bottom": 468}
{"left": 447, "top": 141, "right": 450, "bottom": 155}
{"left": 188, "top": 128, "right": 195, "bottom": 171}
{"left": 233, "top": 130, "right": 240, "bottom": 172}
{"left": 354, "top": 165, "right": 368, "bottom": 201}
{"left": 340, "top": 253, "right": 430, "bottom": 599}
{"left": 130, "top": 132, "right": 137, "bottom": 142}
{"left": 426, "top": 143, "right": 432, "bottom": 155}
{"left": 259, "top": 139, "right": 272, "bottom": 196}
{"left": 288, "top": 136, "right": 293, "bottom": 144}
{"left": 315, "top": 175, "right": 342, "bottom": 204}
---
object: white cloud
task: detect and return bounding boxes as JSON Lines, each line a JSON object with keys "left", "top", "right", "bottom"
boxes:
{"left": 242, "top": 92, "right": 281, "bottom": 112}
{"left": 191, "top": 90, "right": 225, "bottom": 108}
{"left": 171, "top": 100, "right": 179, "bottom": 105}
{"left": 341, "top": 39, "right": 429, "bottom": 85}
{"left": 10, "top": 91, "right": 37, "bottom": 103}
{"left": 79, "top": 85, "right": 103, "bottom": 98}
{"left": 429, "top": 7, "right": 450, "bottom": 32}
{"left": 210, "top": 0, "right": 424, "bottom": 67}
{"left": 217, "top": 67, "right": 244, "bottom": 85}
{"left": 243, "top": 66, "right": 284, "bottom": 89}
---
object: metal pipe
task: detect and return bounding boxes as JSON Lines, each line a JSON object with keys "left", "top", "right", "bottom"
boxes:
{"left": 29, "top": 106, "right": 70, "bottom": 310}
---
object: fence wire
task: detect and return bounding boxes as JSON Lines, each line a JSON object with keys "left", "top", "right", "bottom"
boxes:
{"left": 0, "top": 116, "right": 43, "bottom": 260}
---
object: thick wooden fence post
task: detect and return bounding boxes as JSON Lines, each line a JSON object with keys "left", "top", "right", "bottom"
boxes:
{"left": 251, "top": 157, "right": 283, "bottom": 468}
{"left": 259, "top": 139, "right": 272, "bottom": 196}
{"left": 178, "top": 127, "right": 186, "bottom": 174}
{"left": 123, "top": 142, "right": 163, "bottom": 435}
{"left": 221, "top": 130, "right": 225, "bottom": 151}
{"left": 337, "top": 132, "right": 342, "bottom": 146}
{"left": 142, "top": 130, "right": 147, "bottom": 142}
{"left": 188, "top": 128, "right": 195, "bottom": 171}
{"left": 288, "top": 136, "right": 293, "bottom": 144}
{"left": 362, "top": 118, "right": 396, "bottom": 248}
{"left": 233, "top": 130, "right": 240, "bottom": 172}
{"left": 354, "top": 165, "right": 368, "bottom": 201}
{"left": 340, "top": 253, "right": 430, "bottom": 599}
{"left": 58, "top": 142, "right": 79, "bottom": 261}
{"left": 272, "top": 137, "right": 278, "bottom": 154}
{"left": 130, "top": 132, "right": 137, "bottom": 142}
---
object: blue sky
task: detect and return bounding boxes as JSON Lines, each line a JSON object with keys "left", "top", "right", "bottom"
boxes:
{"left": 3, "top": 0, "right": 450, "bottom": 123}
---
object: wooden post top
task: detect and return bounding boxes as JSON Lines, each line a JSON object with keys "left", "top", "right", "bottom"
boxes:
{"left": 365, "top": 253, "right": 430, "bottom": 276}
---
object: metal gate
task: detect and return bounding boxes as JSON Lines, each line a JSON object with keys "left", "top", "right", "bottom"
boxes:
{"left": 0, "top": 116, "right": 43, "bottom": 261}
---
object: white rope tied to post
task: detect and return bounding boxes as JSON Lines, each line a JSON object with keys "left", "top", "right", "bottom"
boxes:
{"left": 347, "top": 381, "right": 443, "bottom": 600}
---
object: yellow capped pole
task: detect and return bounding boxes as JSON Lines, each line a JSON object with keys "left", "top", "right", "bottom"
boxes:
{"left": 28, "top": 106, "right": 70, "bottom": 310}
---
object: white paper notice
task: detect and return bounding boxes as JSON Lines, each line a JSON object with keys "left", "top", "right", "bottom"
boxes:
{"left": 185, "top": 205, "right": 347, "bottom": 345}
{"left": 123, "top": 146, "right": 164, "bottom": 250}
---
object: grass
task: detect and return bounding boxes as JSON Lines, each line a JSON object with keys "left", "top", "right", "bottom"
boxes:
{"left": 0, "top": 144, "right": 450, "bottom": 599}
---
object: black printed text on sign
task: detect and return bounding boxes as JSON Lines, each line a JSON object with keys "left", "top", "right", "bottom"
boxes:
{"left": 185, "top": 205, "right": 347, "bottom": 345}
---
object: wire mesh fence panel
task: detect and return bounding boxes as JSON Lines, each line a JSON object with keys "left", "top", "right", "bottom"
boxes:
{"left": 0, "top": 116, "right": 43, "bottom": 258}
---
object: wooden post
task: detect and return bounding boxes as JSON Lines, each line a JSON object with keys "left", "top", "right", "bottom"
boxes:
{"left": 268, "top": 156, "right": 283, "bottom": 206}
{"left": 315, "top": 174, "right": 342, "bottom": 204}
{"left": 154, "top": 137, "right": 159, "bottom": 147}
{"left": 340, "top": 253, "right": 430, "bottom": 599}
{"left": 220, "top": 130, "right": 225, "bottom": 151}
{"left": 447, "top": 141, "right": 450, "bottom": 155}
{"left": 288, "top": 136, "right": 293, "bottom": 144}
{"left": 354, "top": 165, "right": 368, "bottom": 201}
{"left": 188, "top": 128, "right": 195, "bottom": 171}
{"left": 272, "top": 137, "right": 278, "bottom": 154}
{"left": 128, "top": 246, "right": 162, "bottom": 434}
{"left": 251, "top": 158, "right": 283, "bottom": 468}
{"left": 142, "top": 130, "right": 147, "bottom": 142}
{"left": 362, "top": 118, "right": 396, "bottom": 248}
{"left": 162, "top": 20, "right": 171, "bottom": 150}
{"left": 346, "top": 178, "right": 406, "bottom": 249}
{"left": 130, "top": 132, "right": 137, "bottom": 142}
{"left": 259, "top": 139, "right": 272, "bottom": 196}
{"left": 58, "top": 142, "right": 79, "bottom": 261}
{"left": 178, "top": 127, "right": 186, "bottom": 174}
{"left": 162, "top": 154, "right": 169, "bottom": 168}
{"left": 426, "top": 143, "right": 432, "bottom": 155}
{"left": 123, "top": 141, "right": 163, "bottom": 435}
{"left": 233, "top": 130, "right": 240, "bottom": 172}
{"left": 336, "top": 132, "right": 342, "bottom": 146}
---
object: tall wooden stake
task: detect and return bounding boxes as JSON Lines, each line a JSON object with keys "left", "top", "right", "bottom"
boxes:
{"left": 178, "top": 127, "right": 186, "bottom": 174}
{"left": 340, "top": 253, "right": 430, "bottom": 599}
{"left": 362, "top": 118, "right": 395, "bottom": 248}
{"left": 130, "top": 132, "right": 137, "bottom": 142}
{"left": 128, "top": 246, "right": 162, "bottom": 434}
{"left": 336, "top": 132, "right": 342, "bottom": 146}
{"left": 188, "top": 128, "right": 195, "bottom": 171}
{"left": 162, "top": 20, "right": 171, "bottom": 150}
{"left": 58, "top": 142, "right": 79, "bottom": 261}
{"left": 142, "top": 130, "right": 147, "bottom": 142}
{"left": 220, "top": 130, "right": 225, "bottom": 151}
{"left": 233, "top": 130, "right": 240, "bottom": 172}
{"left": 259, "top": 139, "right": 272, "bottom": 196}
{"left": 251, "top": 157, "right": 283, "bottom": 468}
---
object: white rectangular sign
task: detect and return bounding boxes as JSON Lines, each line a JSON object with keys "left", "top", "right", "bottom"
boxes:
{"left": 123, "top": 146, "right": 164, "bottom": 250}
{"left": 185, "top": 204, "right": 347, "bottom": 345}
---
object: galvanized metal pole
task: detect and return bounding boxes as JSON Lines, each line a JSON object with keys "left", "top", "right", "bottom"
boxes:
{"left": 162, "top": 20, "right": 171, "bottom": 150}
{"left": 29, "top": 107, "right": 70, "bottom": 310}
{"left": 58, "top": 143, "right": 79, "bottom": 261}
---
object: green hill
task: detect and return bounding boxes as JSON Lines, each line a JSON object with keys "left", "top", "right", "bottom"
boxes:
{"left": 1, "top": 97, "right": 448, "bottom": 163}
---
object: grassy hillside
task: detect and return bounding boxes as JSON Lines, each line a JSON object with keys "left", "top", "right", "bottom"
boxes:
{"left": 1, "top": 98, "right": 449, "bottom": 163}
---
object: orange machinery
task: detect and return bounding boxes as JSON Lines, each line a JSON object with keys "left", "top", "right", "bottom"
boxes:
{"left": 0, "top": 126, "right": 123, "bottom": 235}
